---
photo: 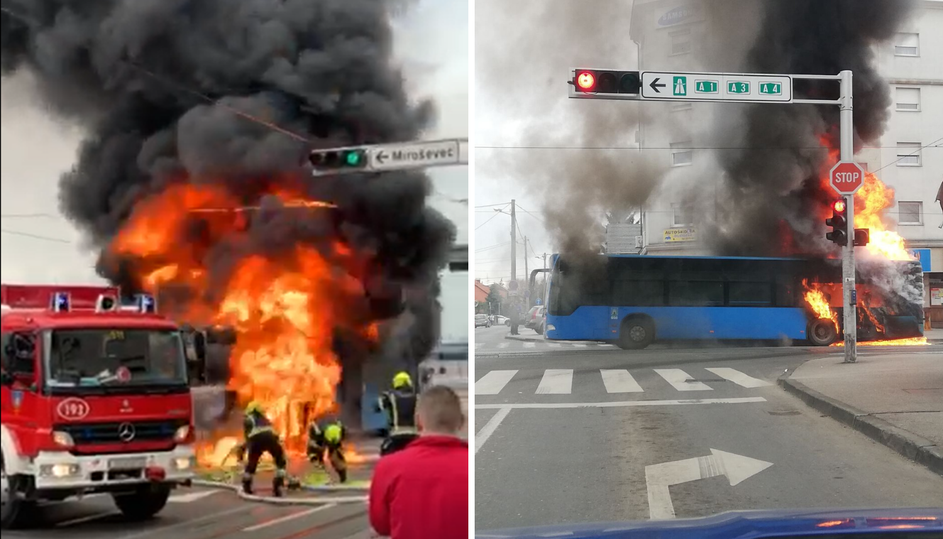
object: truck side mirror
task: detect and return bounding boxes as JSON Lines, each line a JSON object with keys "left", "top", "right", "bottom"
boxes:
{"left": 4, "top": 332, "right": 36, "bottom": 376}
{"left": 192, "top": 331, "right": 207, "bottom": 363}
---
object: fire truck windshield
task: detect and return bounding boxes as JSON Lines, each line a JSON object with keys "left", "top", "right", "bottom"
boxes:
{"left": 44, "top": 328, "right": 188, "bottom": 392}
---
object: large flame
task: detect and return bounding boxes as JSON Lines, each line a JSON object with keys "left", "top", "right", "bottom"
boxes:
{"left": 802, "top": 279, "right": 838, "bottom": 331}
{"left": 111, "top": 183, "right": 380, "bottom": 464}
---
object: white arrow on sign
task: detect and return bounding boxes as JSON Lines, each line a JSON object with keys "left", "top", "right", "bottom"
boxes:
{"left": 645, "top": 449, "right": 772, "bottom": 520}
{"left": 368, "top": 139, "right": 463, "bottom": 172}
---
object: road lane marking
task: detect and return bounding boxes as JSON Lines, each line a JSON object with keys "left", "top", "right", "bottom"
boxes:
{"left": 572, "top": 343, "right": 587, "bottom": 348}
{"left": 476, "top": 407, "right": 512, "bottom": 454}
{"left": 524, "top": 342, "right": 536, "bottom": 348}
{"left": 548, "top": 343, "right": 561, "bottom": 348}
{"left": 57, "top": 512, "right": 119, "bottom": 527}
{"left": 168, "top": 490, "right": 220, "bottom": 503}
{"left": 497, "top": 342, "right": 509, "bottom": 349}
{"left": 536, "top": 369, "right": 573, "bottom": 394}
{"left": 476, "top": 397, "right": 766, "bottom": 410}
{"left": 654, "top": 368, "right": 713, "bottom": 391}
{"left": 600, "top": 369, "right": 644, "bottom": 393}
{"left": 705, "top": 367, "right": 773, "bottom": 388}
{"left": 116, "top": 505, "right": 249, "bottom": 539}
{"left": 242, "top": 504, "right": 338, "bottom": 532}
{"left": 476, "top": 370, "right": 518, "bottom": 395}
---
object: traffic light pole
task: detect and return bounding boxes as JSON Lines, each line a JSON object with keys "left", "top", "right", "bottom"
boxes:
{"left": 839, "top": 70, "right": 857, "bottom": 363}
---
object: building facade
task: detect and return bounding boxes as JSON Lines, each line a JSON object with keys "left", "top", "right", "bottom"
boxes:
{"left": 629, "top": 0, "right": 943, "bottom": 323}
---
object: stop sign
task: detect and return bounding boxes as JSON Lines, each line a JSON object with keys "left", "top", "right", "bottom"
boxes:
{"left": 829, "top": 161, "right": 865, "bottom": 195}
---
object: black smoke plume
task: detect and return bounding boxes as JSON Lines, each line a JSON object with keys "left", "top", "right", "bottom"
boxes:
{"left": 706, "top": 0, "right": 917, "bottom": 256}
{"left": 1, "top": 1, "right": 455, "bottom": 361}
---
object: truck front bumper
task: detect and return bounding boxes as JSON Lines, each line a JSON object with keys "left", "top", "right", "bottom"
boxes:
{"left": 30, "top": 446, "right": 196, "bottom": 491}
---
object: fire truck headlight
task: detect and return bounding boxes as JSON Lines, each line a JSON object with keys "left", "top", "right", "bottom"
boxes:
{"left": 174, "top": 457, "right": 194, "bottom": 471}
{"left": 40, "top": 463, "right": 80, "bottom": 478}
{"left": 173, "top": 425, "right": 191, "bottom": 443}
{"left": 52, "top": 431, "right": 75, "bottom": 448}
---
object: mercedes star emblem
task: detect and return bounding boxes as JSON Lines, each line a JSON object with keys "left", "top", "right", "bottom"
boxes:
{"left": 118, "top": 422, "right": 136, "bottom": 442}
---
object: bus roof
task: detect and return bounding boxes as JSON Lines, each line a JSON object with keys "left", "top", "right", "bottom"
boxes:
{"left": 555, "top": 254, "right": 813, "bottom": 262}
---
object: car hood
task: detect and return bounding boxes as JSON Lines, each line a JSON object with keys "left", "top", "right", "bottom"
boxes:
{"left": 476, "top": 508, "right": 943, "bottom": 539}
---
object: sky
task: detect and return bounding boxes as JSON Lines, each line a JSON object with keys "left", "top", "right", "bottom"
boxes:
{"left": 474, "top": 0, "right": 639, "bottom": 285}
{"left": 0, "top": 0, "right": 469, "bottom": 340}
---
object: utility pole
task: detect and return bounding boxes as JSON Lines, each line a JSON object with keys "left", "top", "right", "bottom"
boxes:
{"left": 523, "top": 237, "right": 529, "bottom": 286}
{"left": 510, "top": 199, "right": 517, "bottom": 285}
{"left": 838, "top": 70, "right": 858, "bottom": 363}
{"left": 542, "top": 253, "right": 548, "bottom": 270}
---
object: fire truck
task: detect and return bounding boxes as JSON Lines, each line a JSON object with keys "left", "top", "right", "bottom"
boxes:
{"left": 1, "top": 285, "right": 198, "bottom": 529}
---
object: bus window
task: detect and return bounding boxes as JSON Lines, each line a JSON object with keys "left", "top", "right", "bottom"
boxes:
{"left": 668, "top": 281, "right": 725, "bottom": 307}
{"left": 729, "top": 282, "right": 774, "bottom": 306}
{"left": 612, "top": 280, "right": 665, "bottom": 306}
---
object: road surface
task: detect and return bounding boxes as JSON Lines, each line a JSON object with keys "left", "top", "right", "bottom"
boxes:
{"left": 474, "top": 345, "right": 943, "bottom": 531}
{"left": 6, "top": 487, "right": 372, "bottom": 539}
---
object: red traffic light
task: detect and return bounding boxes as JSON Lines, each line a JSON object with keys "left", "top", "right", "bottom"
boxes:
{"left": 832, "top": 200, "right": 846, "bottom": 213}
{"left": 576, "top": 71, "right": 596, "bottom": 91}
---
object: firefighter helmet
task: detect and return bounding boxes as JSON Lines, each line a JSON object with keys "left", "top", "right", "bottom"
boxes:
{"left": 392, "top": 371, "right": 412, "bottom": 389}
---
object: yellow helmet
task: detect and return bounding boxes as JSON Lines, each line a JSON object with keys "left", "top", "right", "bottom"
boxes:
{"left": 324, "top": 424, "right": 343, "bottom": 444}
{"left": 245, "top": 401, "right": 263, "bottom": 415}
{"left": 392, "top": 371, "right": 412, "bottom": 389}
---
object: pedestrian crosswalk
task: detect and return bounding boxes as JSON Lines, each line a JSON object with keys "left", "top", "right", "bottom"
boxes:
{"left": 475, "top": 366, "right": 772, "bottom": 396}
{"left": 475, "top": 339, "right": 615, "bottom": 353}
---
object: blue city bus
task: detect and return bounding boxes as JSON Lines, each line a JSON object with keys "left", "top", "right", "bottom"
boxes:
{"left": 533, "top": 254, "right": 924, "bottom": 350}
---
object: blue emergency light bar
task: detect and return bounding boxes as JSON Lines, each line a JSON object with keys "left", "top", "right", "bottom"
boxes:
{"left": 51, "top": 292, "right": 71, "bottom": 312}
{"left": 136, "top": 294, "right": 157, "bottom": 314}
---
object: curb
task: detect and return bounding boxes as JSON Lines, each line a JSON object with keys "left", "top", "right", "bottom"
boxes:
{"left": 191, "top": 479, "right": 368, "bottom": 504}
{"left": 778, "top": 376, "right": 943, "bottom": 477}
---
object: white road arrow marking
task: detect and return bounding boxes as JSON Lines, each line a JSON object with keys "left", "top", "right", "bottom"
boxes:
{"left": 168, "top": 490, "right": 220, "bottom": 503}
{"left": 644, "top": 449, "right": 773, "bottom": 520}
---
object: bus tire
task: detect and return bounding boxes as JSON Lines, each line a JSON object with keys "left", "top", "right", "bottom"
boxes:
{"left": 618, "top": 317, "right": 655, "bottom": 350}
{"left": 808, "top": 319, "right": 838, "bottom": 346}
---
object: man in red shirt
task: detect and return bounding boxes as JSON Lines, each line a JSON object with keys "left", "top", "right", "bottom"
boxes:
{"left": 369, "top": 385, "right": 468, "bottom": 539}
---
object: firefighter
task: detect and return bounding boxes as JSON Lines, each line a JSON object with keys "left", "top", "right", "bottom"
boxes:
{"left": 240, "top": 401, "right": 288, "bottom": 496}
{"left": 306, "top": 418, "right": 348, "bottom": 483}
{"left": 376, "top": 371, "right": 419, "bottom": 456}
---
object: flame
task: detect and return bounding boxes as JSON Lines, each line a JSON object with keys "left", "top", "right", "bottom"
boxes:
{"left": 802, "top": 279, "right": 838, "bottom": 331}
{"left": 830, "top": 337, "right": 928, "bottom": 347}
{"left": 111, "top": 183, "right": 381, "bottom": 465}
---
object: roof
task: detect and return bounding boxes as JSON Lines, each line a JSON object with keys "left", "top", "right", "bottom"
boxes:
{"left": 1, "top": 310, "right": 178, "bottom": 330}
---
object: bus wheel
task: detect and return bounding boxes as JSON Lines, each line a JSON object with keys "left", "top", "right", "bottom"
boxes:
{"left": 808, "top": 319, "right": 838, "bottom": 346}
{"left": 618, "top": 317, "right": 654, "bottom": 350}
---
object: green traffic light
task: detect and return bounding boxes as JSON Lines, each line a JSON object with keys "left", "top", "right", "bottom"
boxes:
{"left": 344, "top": 151, "right": 363, "bottom": 166}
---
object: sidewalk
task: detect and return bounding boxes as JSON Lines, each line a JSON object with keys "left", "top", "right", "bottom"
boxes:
{"left": 780, "top": 351, "right": 943, "bottom": 476}
{"left": 926, "top": 328, "right": 943, "bottom": 343}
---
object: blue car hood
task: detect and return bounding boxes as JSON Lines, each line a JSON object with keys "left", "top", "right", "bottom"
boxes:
{"left": 477, "top": 508, "right": 943, "bottom": 539}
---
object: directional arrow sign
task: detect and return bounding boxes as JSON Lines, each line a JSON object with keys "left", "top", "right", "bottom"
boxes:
{"left": 368, "top": 139, "right": 462, "bottom": 172}
{"left": 645, "top": 449, "right": 773, "bottom": 519}
{"left": 641, "top": 71, "right": 793, "bottom": 103}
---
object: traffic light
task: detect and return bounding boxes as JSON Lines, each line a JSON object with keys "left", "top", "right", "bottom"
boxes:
{"left": 826, "top": 198, "right": 848, "bottom": 246}
{"left": 853, "top": 228, "right": 870, "bottom": 247}
{"left": 572, "top": 69, "right": 641, "bottom": 96}
{"left": 309, "top": 148, "right": 368, "bottom": 171}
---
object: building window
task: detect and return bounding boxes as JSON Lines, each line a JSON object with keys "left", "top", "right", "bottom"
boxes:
{"left": 896, "top": 142, "right": 922, "bottom": 166}
{"left": 672, "top": 203, "right": 693, "bottom": 226}
{"left": 670, "top": 29, "right": 692, "bottom": 56}
{"left": 896, "top": 87, "right": 920, "bottom": 111}
{"left": 894, "top": 33, "right": 919, "bottom": 56}
{"left": 898, "top": 202, "right": 922, "bottom": 225}
{"left": 671, "top": 142, "right": 693, "bottom": 166}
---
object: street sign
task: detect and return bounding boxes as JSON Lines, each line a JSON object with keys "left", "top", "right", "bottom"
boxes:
{"left": 829, "top": 161, "right": 865, "bottom": 195}
{"left": 368, "top": 139, "right": 461, "bottom": 172}
{"left": 640, "top": 71, "right": 793, "bottom": 102}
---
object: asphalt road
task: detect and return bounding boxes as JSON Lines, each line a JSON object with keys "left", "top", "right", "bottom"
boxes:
{"left": 5, "top": 487, "right": 372, "bottom": 539}
{"left": 474, "top": 344, "right": 943, "bottom": 531}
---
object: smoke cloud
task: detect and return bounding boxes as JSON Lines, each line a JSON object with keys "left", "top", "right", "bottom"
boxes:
{"left": 706, "top": 0, "right": 918, "bottom": 256}
{"left": 1, "top": 0, "right": 455, "bottom": 364}
{"left": 476, "top": 0, "right": 660, "bottom": 259}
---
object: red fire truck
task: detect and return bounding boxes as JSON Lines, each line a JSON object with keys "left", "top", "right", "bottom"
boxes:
{"left": 1, "top": 285, "right": 197, "bottom": 529}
